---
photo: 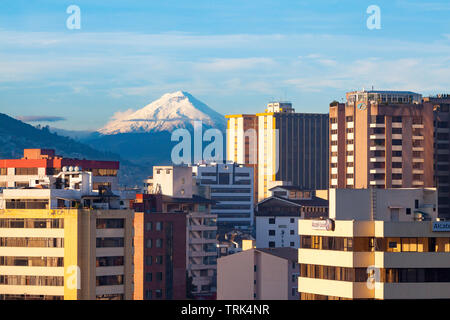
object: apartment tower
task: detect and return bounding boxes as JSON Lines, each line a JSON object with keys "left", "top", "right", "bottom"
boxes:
{"left": 329, "top": 90, "right": 434, "bottom": 189}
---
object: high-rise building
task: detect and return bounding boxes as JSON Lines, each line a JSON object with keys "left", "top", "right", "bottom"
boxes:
{"left": 425, "top": 95, "right": 450, "bottom": 218}
{"left": 298, "top": 188, "right": 450, "bottom": 300}
{"left": 0, "top": 149, "right": 133, "bottom": 300}
{"left": 191, "top": 162, "right": 254, "bottom": 232}
{"left": 146, "top": 165, "right": 218, "bottom": 299}
{"left": 329, "top": 90, "right": 434, "bottom": 189}
{"left": 133, "top": 193, "right": 187, "bottom": 300}
{"left": 226, "top": 102, "right": 329, "bottom": 202}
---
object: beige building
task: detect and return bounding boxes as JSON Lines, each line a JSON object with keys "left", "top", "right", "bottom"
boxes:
{"left": 226, "top": 102, "right": 329, "bottom": 202}
{"left": 298, "top": 188, "right": 450, "bottom": 300}
{"left": 330, "top": 90, "right": 434, "bottom": 189}
{"left": 217, "top": 247, "right": 299, "bottom": 300}
{"left": 147, "top": 165, "right": 218, "bottom": 298}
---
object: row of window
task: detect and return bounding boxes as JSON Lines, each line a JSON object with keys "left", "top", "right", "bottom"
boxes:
{"left": 300, "top": 236, "right": 450, "bottom": 252}
{"left": 96, "top": 237, "right": 124, "bottom": 248}
{"left": 96, "top": 275, "right": 123, "bottom": 286}
{"left": 300, "top": 264, "right": 450, "bottom": 283}
{"left": 0, "top": 218, "right": 64, "bottom": 229}
{"left": 0, "top": 237, "right": 64, "bottom": 248}
{"left": 96, "top": 256, "right": 124, "bottom": 267}
{"left": 96, "top": 219, "right": 124, "bottom": 229}
{"left": 0, "top": 275, "right": 64, "bottom": 286}
{"left": 0, "top": 256, "right": 63, "bottom": 267}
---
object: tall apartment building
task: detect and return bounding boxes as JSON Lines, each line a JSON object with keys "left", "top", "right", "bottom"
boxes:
{"left": 226, "top": 102, "right": 329, "bottom": 202}
{"left": 147, "top": 165, "right": 218, "bottom": 299}
{"left": 329, "top": 90, "right": 434, "bottom": 189}
{"left": 425, "top": 95, "right": 450, "bottom": 218}
{"left": 298, "top": 188, "right": 450, "bottom": 300}
{"left": 255, "top": 186, "right": 328, "bottom": 249}
{"left": 217, "top": 247, "right": 299, "bottom": 300}
{"left": 133, "top": 193, "right": 187, "bottom": 300}
{"left": 191, "top": 162, "right": 254, "bottom": 232}
{"left": 0, "top": 149, "right": 133, "bottom": 300}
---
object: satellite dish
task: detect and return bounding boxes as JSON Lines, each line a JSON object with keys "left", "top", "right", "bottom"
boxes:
{"left": 69, "top": 166, "right": 74, "bottom": 172}
{"left": 62, "top": 166, "right": 68, "bottom": 172}
{"left": 74, "top": 166, "right": 80, "bottom": 172}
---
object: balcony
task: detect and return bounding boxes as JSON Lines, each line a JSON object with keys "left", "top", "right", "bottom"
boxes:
{"left": 370, "top": 157, "right": 385, "bottom": 162}
{"left": 370, "top": 180, "right": 385, "bottom": 185}
{"left": 392, "top": 145, "right": 402, "bottom": 151}
{"left": 370, "top": 134, "right": 385, "bottom": 139}
{"left": 413, "top": 180, "right": 424, "bottom": 186}
{"left": 370, "top": 168, "right": 385, "bottom": 174}
{"left": 370, "top": 123, "right": 385, "bottom": 128}
{"left": 413, "top": 169, "right": 424, "bottom": 174}
{"left": 412, "top": 147, "right": 424, "bottom": 152}
{"left": 347, "top": 144, "right": 354, "bottom": 151}
{"left": 392, "top": 157, "right": 402, "bottom": 162}
{"left": 412, "top": 124, "right": 424, "bottom": 129}
{"left": 331, "top": 145, "right": 338, "bottom": 152}
{"left": 331, "top": 156, "right": 338, "bottom": 163}
{"left": 370, "top": 145, "right": 385, "bottom": 151}
{"left": 392, "top": 134, "right": 402, "bottom": 139}
{"left": 412, "top": 158, "right": 424, "bottom": 163}
{"left": 392, "top": 168, "right": 402, "bottom": 174}
{"left": 392, "top": 122, "right": 402, "bottom": 128}
{"left": 392, "top": 179, "right": 403, "bottom": 185}
{"left": 412, "top": 135, "right": 424, "bottom": 140}
{"left": 347, "top": 156, "right": 354, "bottom": 162}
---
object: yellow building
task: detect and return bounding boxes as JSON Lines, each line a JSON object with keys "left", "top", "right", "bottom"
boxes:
{"left": 298, "top": 188, "right": 450, "bottom": 300}
{"left": 0, "top": 208, "right": 133, "bottom": 300}
{"left": 226, "top": 102, "right": 329, "bottom": 202}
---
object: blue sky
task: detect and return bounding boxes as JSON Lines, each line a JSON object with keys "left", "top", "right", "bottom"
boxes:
{"left": 0, "top": 0, "right": 449, "bottom": 130}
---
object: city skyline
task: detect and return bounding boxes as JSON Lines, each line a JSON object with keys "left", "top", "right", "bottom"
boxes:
{"left": 1, "top": 0, "right": 450, "bottom": 130}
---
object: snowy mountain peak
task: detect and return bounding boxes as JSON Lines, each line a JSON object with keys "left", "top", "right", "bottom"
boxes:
{"left": 98, "top": 91, "right": 226, "bottom": 135}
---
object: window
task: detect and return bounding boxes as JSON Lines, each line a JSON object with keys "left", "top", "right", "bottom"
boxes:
{"left": 406, "top": 208, "right": 411, "bottom": 215}
{"left": 155, "top": 256, "right": 163, "bottom": 264}
{"left": 268, "top": 230, "right": 275, "bottom": 236}
{"left": 290, "top": 230, "right": 295, "bottom": 235}
{"left": 290, "top": 218, "right": 295, "bottom": 223}
{"left": 96, "top": 238, "right": 124, "bottom": 248}
{"left": 146, "top": 239, "right": 152, "bottom": 248}
{"left": 96, "top": 219, "right": 124, "bottom": 229}
{"left": 145, "top": 273, "right": 152, "bottom": 282}
{"left": 156, "top": 239, "right": 163, "bottom": 248}
{"left": 156, "top": 222, "right": 163, "bottom": 231}
{"left": 268, "top": 218, "right": 275, "bottom": 224}
{"left": 145, "top": 256, "right": 152, "bottom": 266}
{"left": 268, "top": 241, "right": 275, "bottom": 248}
{"left": 290, "top": 242, "right": 295, "bottom": 247}
{"left": 15, "top": 168, "right": 39, "bottom": 175}
{"left": 145, "top": 222, "right": 153, "bottom": 231}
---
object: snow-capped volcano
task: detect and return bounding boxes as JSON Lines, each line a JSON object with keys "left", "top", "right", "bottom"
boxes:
{"left": 99, "top": 91, "right": 226, "bottom": 135}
